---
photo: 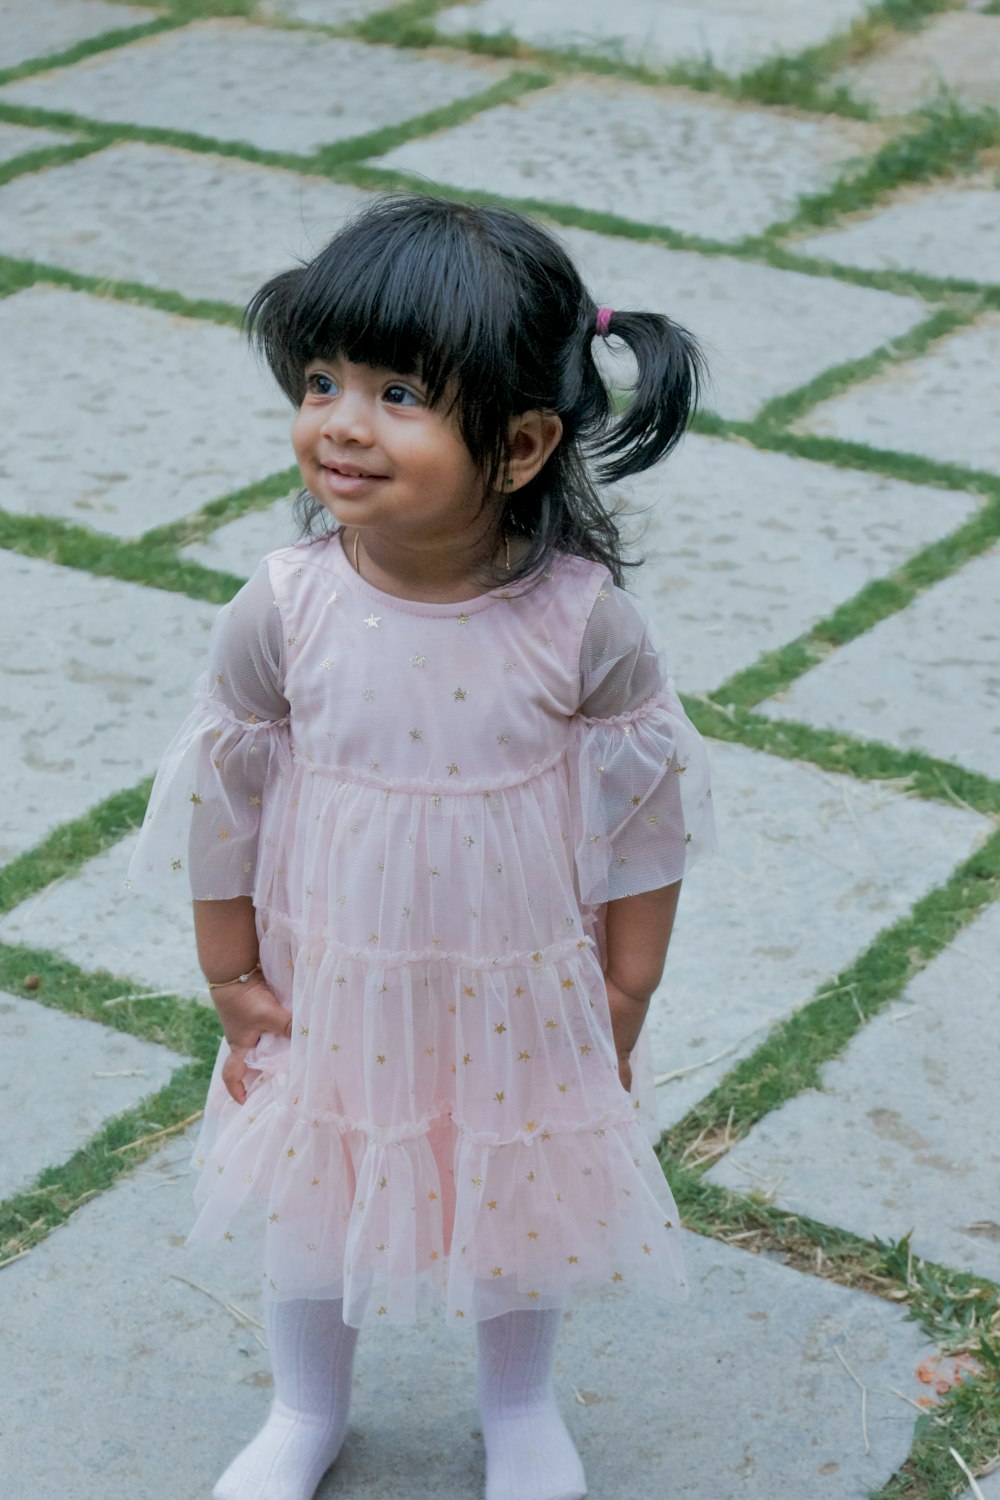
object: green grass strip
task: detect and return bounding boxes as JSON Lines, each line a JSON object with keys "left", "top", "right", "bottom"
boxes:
{"left": 0, "top": 136, "right": 107, "bottom": 190}
{"left": 0, "top": 250, "right": 245, "bottom": 323}
{"left": 751, "top": 305, "right": 972, "bottom": 431}
{"left": 0, "top": 507, "right": 248, "bottom": 604}
{"left": 771, "top": 98, "right": 1000, "bottom": 239}
{"left": 0, "top": 941, "right": 215, "bottom": 1055}
{"left": 312, "top": 68, "right": 551, "bottom": 169}
{"left": 664, "top": 1171, "right": 1000, "bottom": 1500}
{"left": 711, "top": 491, "right": 1000, "bottom": 713}
{"left": 0, "top": 1061, "right": 211, "bottom": 1269}
{"left": 0, "top": 65, "right": 548, "bottom": 173}
{"left": 0, "top": 784, "right": 150, "bottom": 919}
{"left": 662, "top": 824, "right": 1000, "bottom": 1164}
{"left": 687, "top": 695, "right": 1000, "bottom": 817}
{"left": 0, "top": 16, "right": 180, "bottom": 91}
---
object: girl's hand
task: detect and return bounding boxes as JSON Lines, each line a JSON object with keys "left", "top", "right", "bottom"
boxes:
{"left": 211, "top": 975, "right": 292, "bottom": 1105}
{"left": 604, "top": 974, "right": 648, "bottom": 1095}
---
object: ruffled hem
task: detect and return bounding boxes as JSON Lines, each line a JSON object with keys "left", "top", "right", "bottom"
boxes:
{"left": 188, "top": 1048, "right": 686, "bottom": 1328}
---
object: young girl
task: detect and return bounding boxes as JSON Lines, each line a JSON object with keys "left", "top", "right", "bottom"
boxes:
{"left": 129, "top": 195, "right": 715, "bottom": 1500}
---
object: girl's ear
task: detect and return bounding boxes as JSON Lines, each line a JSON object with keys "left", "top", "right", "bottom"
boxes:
{"left": 505, "top": 410, "right": 563, "bottom": 492}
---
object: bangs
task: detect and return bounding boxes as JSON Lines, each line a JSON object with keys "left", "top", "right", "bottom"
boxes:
{"left": 245, "top": 198, "right": 521, "bottom": 433}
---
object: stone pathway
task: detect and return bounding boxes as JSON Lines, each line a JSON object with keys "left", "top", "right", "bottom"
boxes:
{"left": 1, "top": 3, "right": 998, "bottom": 1499}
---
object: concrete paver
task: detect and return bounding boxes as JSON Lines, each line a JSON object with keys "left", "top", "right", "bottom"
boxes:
{"left": 792, "top": 179, "right": 1000, "bottom": 287}
{"left": 0, "top": 120, "right": 76, "bottom": 163}
{"left": 0, "top": 21, "right": 506, "bottom": 156}
{"left": 1, "top": 2, "right": 998, "bottom": 1491}
{"left": 559, "top": 224, "right": 926, "bottom": 420}
{"left": 643, "top": 740, "right": 987, "bottom": 1127}
{"left": 262, "top": 0, "right": 403, "bottom": 19}
{"left": 0, "top": 991, "right": 188, "bottom": 1200}
{"left": 619, "top": 435, "right": 976, "bottom": 694}
{"left": 0, "top": 142, "right": 373, "bottom": 305}
{"left": 709, "top": 901, "right": 1000, "bottom": 1283}
{"left": 0, "top": 832, "right": 205, "bottom": 1001}
{"left": 179, "top": 497, "right": 299, "bottom": 577}
{"left": 797, "top": 314, "right": 1000, "bottom": 476}
{"left": 373, "top": 81, "right": 882, "bottom": 241}
{"left": 0, "top": 286, "right": 292, "bottom": 538}
{"left": 0, "top": 1132, "right": 937, "bottom": 1500}
{"left": 758, "top": 546, "right": 1000, "bottom": 779}
{"left": 0, "top": 0, "right": 152, "bottom": 71}
{"left": 435, "top": 0, "right": 873, "bottom": 74}
{"left": 0, "top": 551, "right": 217, "bottom": 863}
{"left": 837, "top": 13, "right": 1000, "bottom": 114}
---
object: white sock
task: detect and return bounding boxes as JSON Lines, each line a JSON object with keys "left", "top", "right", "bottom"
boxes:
{"left": 477, "top": 1308, "right": 587, "bottom": 1500}
{"left": 213, "top": 1295, "right": 359, "bottom": 1500}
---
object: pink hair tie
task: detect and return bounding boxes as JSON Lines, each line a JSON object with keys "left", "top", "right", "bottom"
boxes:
{"left": 595, "top": 306, "right": 614, "bottom": 337}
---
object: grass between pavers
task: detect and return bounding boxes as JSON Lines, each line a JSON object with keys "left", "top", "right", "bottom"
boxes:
{"left": 673, "top": 1176, "right": 1000, "bottom": 1500}
{"left": 661, "top": 824, "right": 1000, "bottom": 1172}
{"left": 0, "top": 784, "right": 151, "bottom": 919}
{"left": 0, "top": 463, "right": 299, "bottom": 602}
{"left": 0, "top": 938, "right": 219, "bottom": 1269}
{"left": 352, "top": 0, "right": 962, "bottom": 119}
{"left": 0, "top": 65, "right": 551, "bottom": 173}
{"left": 768, "top": 98, "right": 1000, "bottom": 239}
{"left": 0, "top": 15, "right": 181, "bottom": 92}
{"left": 703, "top": 489, "right": 1000, "bottom": 717}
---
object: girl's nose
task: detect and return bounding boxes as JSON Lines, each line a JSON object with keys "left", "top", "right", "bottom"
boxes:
{"left": 319, "top": 389, "right": 373, "bottom": 445}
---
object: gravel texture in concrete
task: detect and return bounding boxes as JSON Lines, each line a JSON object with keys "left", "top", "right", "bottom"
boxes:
{"left": 436, "top": 0, "right": 873, "bottom": 74}
{"left": 837, "top": 13, "right": 1000, "bottom": 113}
{"left": 0, "top": 286, "right": 293, "bottom": 538}
{"left": 797, "top": 314, "right": 1000, "bottom": 477}
{"left": 0, "top": 990, "right": 187, "bottom": 1200}
{"left": 0, "top": 120, "right": 76, "bottom": 162}
{"left": 759, "top": 545, "right": 1000, "bottom": 780}
{"left": 618, "top": 435, "right": 976, "bottom": 695}
{"left": 792, "top": 179, "right": 1000, "bottom": 287}
{"left": 0, "top": 21, "right": 507, "bottom": 156}
{"left": 709, "top": 901, "right": 1000, "bottom": 1283}
{"left": 643, "top": 741, "right": 988, "bottom": 1127}
{"left": 0, "top": 833, "right": 206, "bottom": 1001}
{"left": 0, "top": 1133, "right": 936, "bottom": 1500}
{"left": 0, "top": 551, "right": 217, "bottom": 862}
{"left": 0, "top": 142, "right": 373, "bottom": 305}
{"left": 0, "top": 0, "right": 153, "bottom": 71}
{"left": 372, "top": 81, "right": 882, "bottom": 241}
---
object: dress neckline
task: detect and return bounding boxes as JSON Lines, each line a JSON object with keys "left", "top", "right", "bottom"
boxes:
{"left": 327, "top": 530, "right": 523, "bottom": 618}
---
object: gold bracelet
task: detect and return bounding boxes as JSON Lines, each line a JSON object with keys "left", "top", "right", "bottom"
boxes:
{"left": 207, "top": 962, "right": 261, "bottom": 990}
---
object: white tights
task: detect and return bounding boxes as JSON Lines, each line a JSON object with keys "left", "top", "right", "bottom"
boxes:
{"left": 212, "top": 1297, "right": 585, "bottom": 1500}
{"left": 477, "top": 1308, "right": 587, "bottom": 1500}
{"left": 212, "top": 1294, "right": 358, "bottom": 1500}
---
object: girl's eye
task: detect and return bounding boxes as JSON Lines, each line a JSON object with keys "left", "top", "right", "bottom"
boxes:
{"left": 383, "top": 384, "right": 421, "bottom": 407}
{"left": 305, "top": 371, "right": 337, "bottom": 396}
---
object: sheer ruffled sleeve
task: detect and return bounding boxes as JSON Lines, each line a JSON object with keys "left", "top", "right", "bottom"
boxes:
{"left": 569, "top": 579, "right": 716, "bottom": 905}
{"left": 127, "top": 562, "right": 291, "bottom": 899}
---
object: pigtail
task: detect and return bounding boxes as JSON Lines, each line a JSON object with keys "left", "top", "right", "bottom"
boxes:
{"left": 589, "top": 311, "right": 704, "bottom": 485}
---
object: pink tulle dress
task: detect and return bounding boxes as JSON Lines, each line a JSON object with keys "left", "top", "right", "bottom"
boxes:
{"left": 129, "top": 533, "right": 715, "bottom": 1328}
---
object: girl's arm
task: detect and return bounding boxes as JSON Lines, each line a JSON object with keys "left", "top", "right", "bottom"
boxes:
{"left": 194, "top": 895, "right": 292, "bottom": 1105}
{"left": 604, "top": 882, "right": 681, "bottom": 1093}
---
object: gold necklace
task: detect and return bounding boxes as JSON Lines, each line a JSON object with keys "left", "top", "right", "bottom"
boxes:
{"left": 351, "top": 529, "right": 510, "bottom": 580}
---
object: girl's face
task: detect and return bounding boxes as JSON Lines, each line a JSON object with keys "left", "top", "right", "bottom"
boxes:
{"left": 292, "top": 357, "right": 488, "bottom": 552}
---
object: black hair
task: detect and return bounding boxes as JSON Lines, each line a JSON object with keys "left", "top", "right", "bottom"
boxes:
{"left": 245, "top": 194, "right": 703, "bottom": 588}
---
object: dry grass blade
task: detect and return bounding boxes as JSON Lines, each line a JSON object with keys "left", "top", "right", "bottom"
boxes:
{"left": 108, "top": 1111, "right": 203, "bottom": 1155}
{"left": 0, "top": 1248, "right": 32, "bottom": 1271}
{"left": 103, "top": 990, "right": 195, "bottom": 1007}
{"left": 833, "top": 1345, "right": 871, "bottom": 1455}
{"left": 171, "top": 1275, "right": 266, "bottom": 1347}
{"left": 654, "top": 1042, "right": 739, "bottom": 1086}
{"left": 950, "top": 1448, "right": 985, "bottom": 1499}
